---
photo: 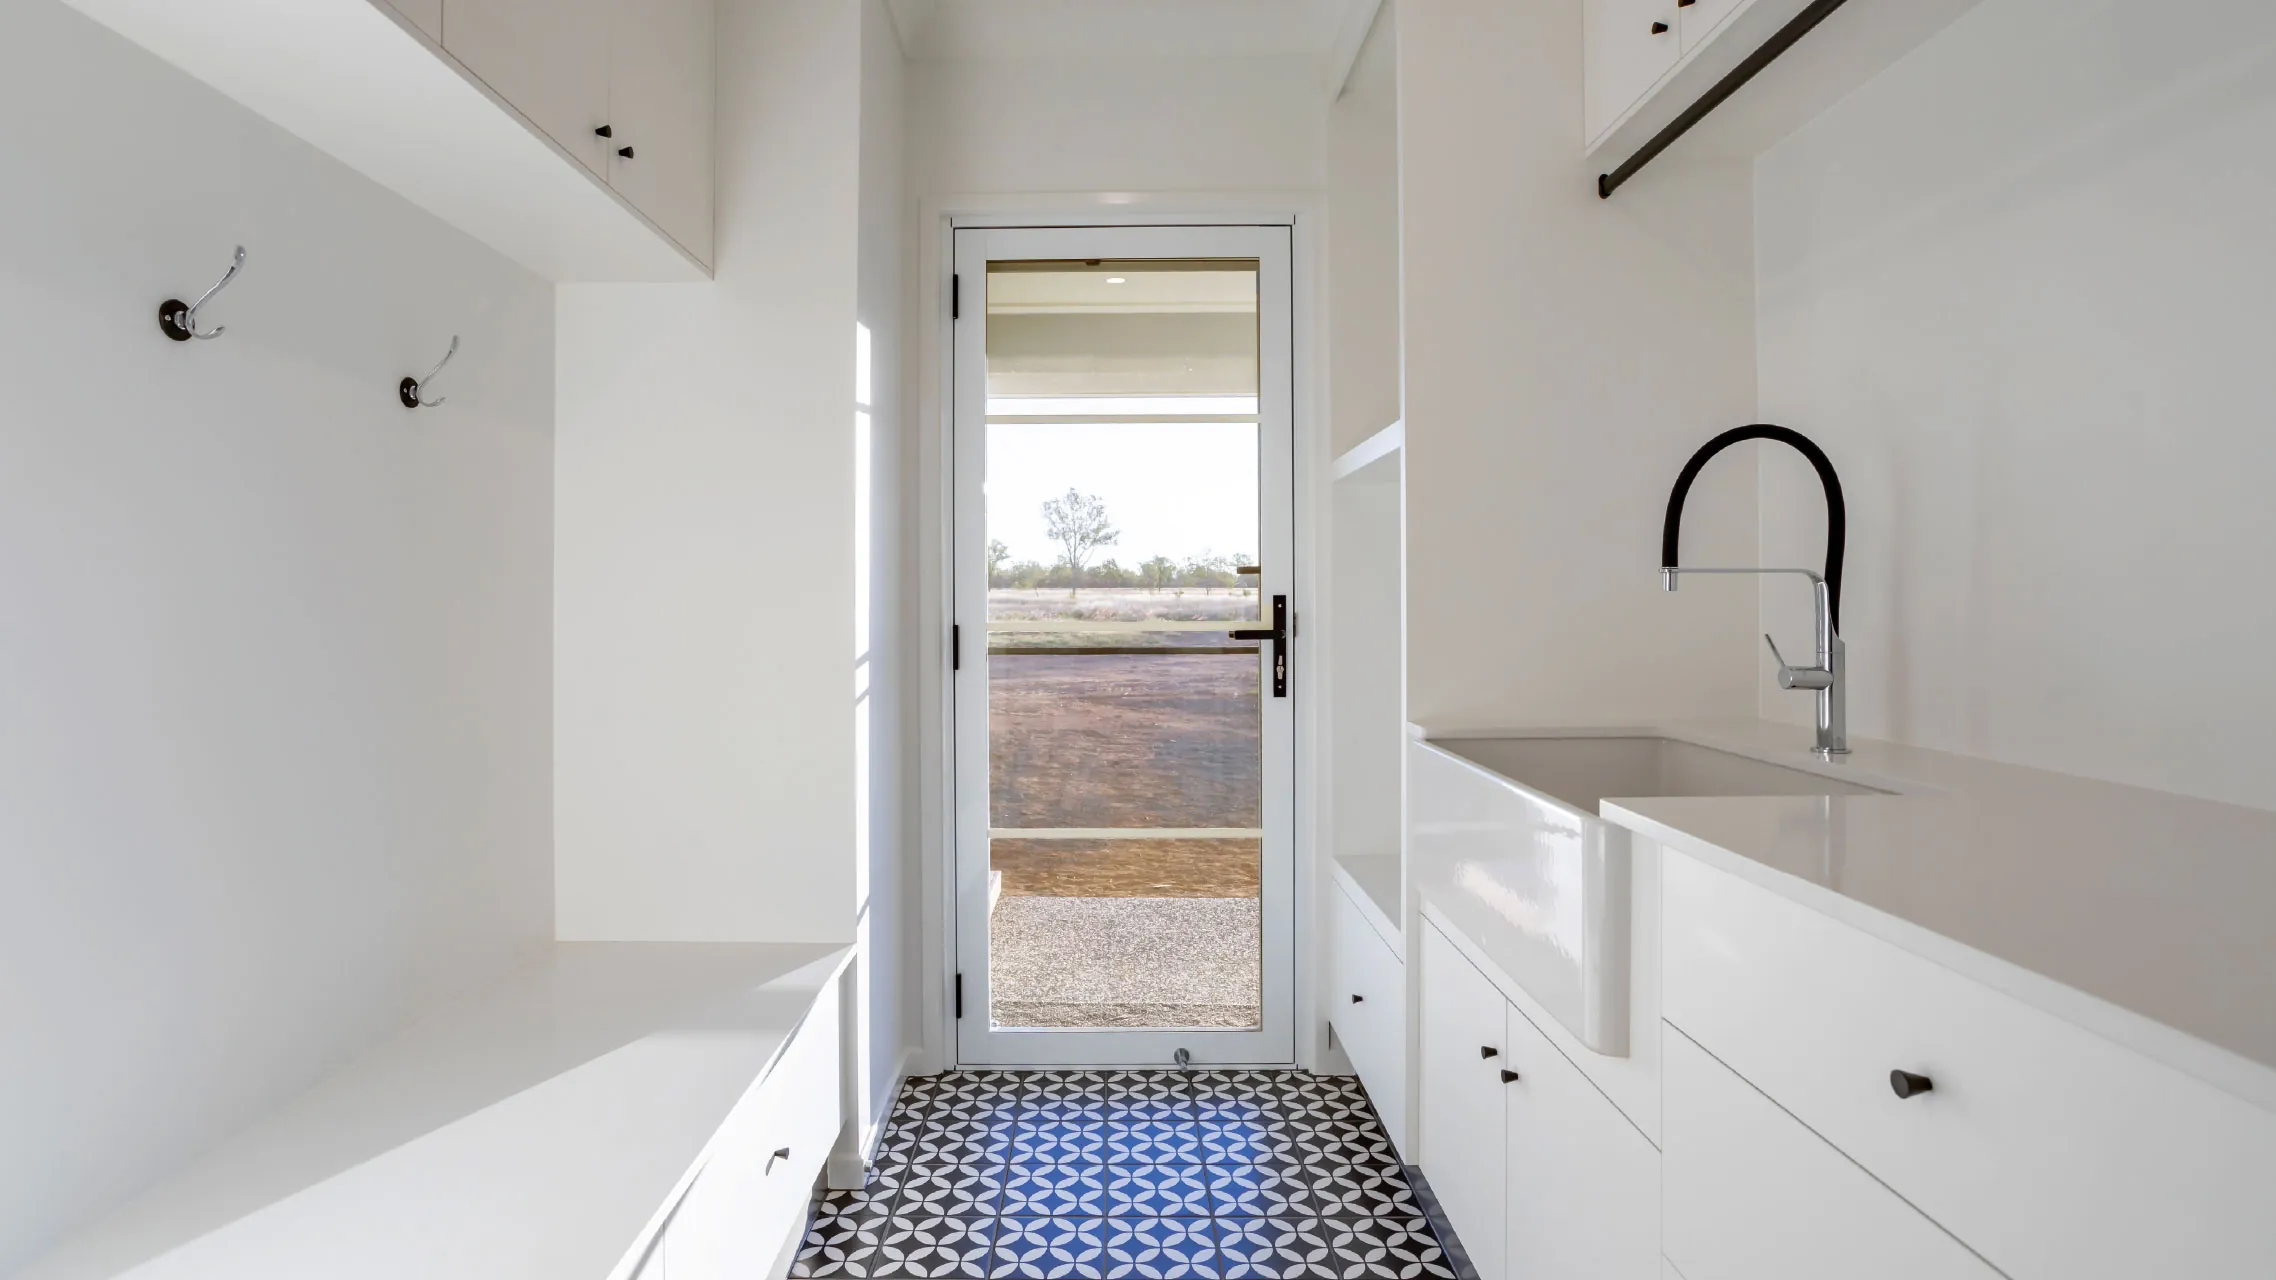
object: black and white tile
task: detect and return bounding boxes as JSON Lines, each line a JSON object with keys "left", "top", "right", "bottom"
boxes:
{"left": 793, "top": 1070, "right": 1456, "bottom": 1280}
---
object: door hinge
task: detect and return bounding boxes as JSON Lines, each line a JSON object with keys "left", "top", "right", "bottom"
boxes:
{"left": 952, "top": 624, "right": 961, "bottom": 671}
{"left": 955, "top": 973, "right": 964, "bottom": 1019}
{"left": 952, "top": 274, "right": 960, "bottom": 320}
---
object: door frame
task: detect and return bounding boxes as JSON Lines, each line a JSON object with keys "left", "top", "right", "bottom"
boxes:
{"left": 916, "top": 198, "right": 1329, "bottom": 1074}
{"left": 951, "top": 223, "right": 1295, "bottom": 1067}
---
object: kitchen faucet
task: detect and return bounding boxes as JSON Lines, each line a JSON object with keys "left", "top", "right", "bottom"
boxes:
{"left": 1660, "top": 425, "right": 1850, "bottom": 759}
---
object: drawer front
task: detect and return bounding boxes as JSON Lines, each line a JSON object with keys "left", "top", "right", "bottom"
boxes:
{"left": 1676, "top": 0, "right": 1747, "bottom": 52}
{"left": 1418, "top": 921, "right": 1509, "bottom": 1280}
{"left": 1664, "top": 853, "right": 2276, "bottom": 1279}
{"left": 1330, "top": 882, "right": 1407, "bottom": 1149}
{"left": 1665, "top": 1026, "right": 1996, "bottom": 1280}
{"left": 1584, "top": 0, "right": 1684, "bottom": 142}
{"left": 1503, "top": 1001, "right": 1658, "bottom": 1280}
{"left": 666, "top": 995, "right": 843, "bottom": 1280}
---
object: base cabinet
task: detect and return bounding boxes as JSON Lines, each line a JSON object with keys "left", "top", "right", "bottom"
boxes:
{"left": 1664, "top": 1026, "right": 1996, "bottom": 1280}
{"left": 1420, "top": 920, "right": 1657, "bottom": 1280}
{"left": 662, "top": 993, "right": 842, "bottom": 1280}
{"left": 1328, "top": 880, "right": 1407, "bottom": 1152}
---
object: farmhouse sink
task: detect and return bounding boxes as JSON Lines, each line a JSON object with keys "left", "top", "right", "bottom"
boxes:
{"left": 1408, "top": 734, "right": 1884, "bottom": 1056}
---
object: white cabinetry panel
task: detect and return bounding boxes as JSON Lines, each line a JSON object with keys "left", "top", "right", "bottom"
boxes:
{"left": 1330, "top": 881, "right": 1408, "bottom": 1154}
{"left": 1663, "top": 852, "right": 2276, "bottom": 1280}
{"left": 385, "top": 0, "right": 443, "bottom": 41}
{"left": 1663, "top": 1027, "right": 1997, "bottom": 1280}
{"left": 1675, "top": 0, "right": 1745, "bottom": 52}
{"left": 1584, "top": 0, "right": 1683, "bottom": 143}
{"left": 1503, "top": 1002, "right": 1657, "bottom": 1280}
{"left": 1418, "top": 921, "right": 1508, "bottom": 1280}
{"left": 668, "top": 995, "right": 842, "bottom": 1280}
{"left": 443, "top": 0, "right": 614, "bottom": 177}
{"left": 606, "top": 0, "right": 714, "bottom": 260}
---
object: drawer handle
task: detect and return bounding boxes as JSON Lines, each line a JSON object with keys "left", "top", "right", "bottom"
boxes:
{"left": 1351, "top": 994, "right": 1364, "bottom": 1004}
{"left": 618, "top": 146, "right": 636, "bottom": 160}
{"left": 1889, "top": 1070, "right": 1934, "bottom": 1100}
{"left": 1651, "top": 21, "right": 1671, "bottom": 33}
{"left": 1479, "top": 1046, "right": 1499, "bottom": 1059}
{"left": 1500, "top": 1069, "right": 1521, "bottom": 1084}
{"left": 765, "top": 1146, "right": 791, "bottom": 1173}
{"left": 1677, "top": 0, "right": 1695, "bottom": 7}
{"left": 594, "top": 125, "right": 614, "bottom": 138}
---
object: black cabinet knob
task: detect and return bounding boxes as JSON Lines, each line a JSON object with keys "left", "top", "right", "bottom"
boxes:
{"left": 1651, "top": 21, "right": 1671, "bottom": 33}
{"left": 1889, "top": 1069, "right": 1934, "bottom": 1099}
{"left": 595, "top": 124, "right": 614, "bottom": 138}
{"left": 1500, "top": 1069, "right": 1521, "bottom": 1084}
{"left": 617, "top": 146, "right": 636, "bottom": 159}
{"left": 1677, "top": 0, "right": 1696, "bottom": 7}
{"left": 1479, "top": 1046, "right": 1499, "bottom": 1059}
{"left": 1351, "top": 994, "right": 1364, "bottom": 1004}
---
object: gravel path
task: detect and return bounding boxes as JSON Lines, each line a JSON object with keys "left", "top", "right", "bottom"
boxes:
{"left": 990, "top": 896, "right": 1261, "bottom": 1029}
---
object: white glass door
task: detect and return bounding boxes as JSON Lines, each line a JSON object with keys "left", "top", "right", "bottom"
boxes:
{"left": 952, "top": 224, "right": 1295, "bottom": 1065}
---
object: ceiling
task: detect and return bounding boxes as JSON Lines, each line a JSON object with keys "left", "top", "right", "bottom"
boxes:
{"left": 886, "top": 0, "right": 1382, "bottom": 89}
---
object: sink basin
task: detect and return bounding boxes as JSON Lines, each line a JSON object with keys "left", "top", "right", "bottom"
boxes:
{"left": 1409, "top": 735, "right": 1882, "bottom": 1056}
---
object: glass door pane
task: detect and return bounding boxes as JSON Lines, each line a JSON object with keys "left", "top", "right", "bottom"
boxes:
{"left": 982, "top": 258, "right": 1265, "bottom": 1032}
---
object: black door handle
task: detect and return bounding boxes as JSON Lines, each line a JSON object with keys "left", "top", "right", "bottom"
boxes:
{"left": 1350, "top": 994, "right": 1364, "bottom": 1004}
{"left": 1228, "top": 594, "right": 1289, "bottom": 697}
{"left": 1889, "top": 1070, "right": 1934, "bottom": 1099}
{"left": 1500, "top": 1069, "right": 1521, "bottom": 1084}
{"left": 1651, "top": 21, "right": 1671, "bottom": 33}
{"left": 1479, "top": 1046, "right": 1499, "bottom": 1059}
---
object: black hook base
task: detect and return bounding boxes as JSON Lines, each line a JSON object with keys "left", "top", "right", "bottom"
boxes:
{"left": 399, "top": 377, "right": 423, "bottom": 409}
{"left": 159, "top": 301, "right": 193, "bottom": 342}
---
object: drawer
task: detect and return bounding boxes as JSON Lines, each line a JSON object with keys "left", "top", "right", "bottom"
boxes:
{"left": 1330, "top": 880, "right": 1407, "bottom": 1150}
{"left": 1664, "top": 852, "right": 2276, "bottom": 1279}
{"left": 1675, "top": 0, "right": 1747, "bottom": 52}
{"left": 1664, "top": 1025, "right": 1997, "bottom": 1280}
{"left": 665, "top": 994, "right": 843, "bottom": 1280}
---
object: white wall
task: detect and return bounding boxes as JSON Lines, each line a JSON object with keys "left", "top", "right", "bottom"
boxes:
{"left": 1328, "top": 2, "right": 1401, "bottom": 457}
{"left": 1756, "top": 0, "right": 2276, "bottom": 810}
{"left": 855, "top": 0, "right": 916, "bottom": 1144}
{"left": 1399, "top": 0, "right": 1761, "bottom": 732}
{"left": 907, "top": 54, "right": 1327, "bottom": 197}
{"left": 0, "top": 3, "right": 554, "bottom": 1270}
{"left": 554, "top": 0, "right": 864, "bottom": 942}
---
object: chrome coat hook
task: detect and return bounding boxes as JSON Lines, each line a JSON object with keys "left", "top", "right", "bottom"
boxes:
{"left": 159, "top": 245, "right": 245, "bottom": 342}
{"left": 399, "top": 335, "right": 458, "bottom": 409}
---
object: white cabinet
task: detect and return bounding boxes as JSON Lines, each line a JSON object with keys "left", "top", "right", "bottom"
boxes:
{"left": 444, "top": 0, "right": 616, "bottom": 177}
{"left": 604, "top": 0, "right": 716, "bottom": 261}
{"left": 1503, "top": 1000, "right": 1658, "bottom": 1280}
{"left": 1418, "top": 921, "right": 1509, "bottom": 1280}
{"left": 1329, "top": 880, "right": 1408, "bottom": 1153}
{"left": 1663, "top": 852, "right": 2276, "bottom": 1280}
{"left": 1664, "top": 1026, "right": 1998, "bottom": 1280}
{"left": 666, "top": 994, "right": 843, "bottom": 1280}
{"left": 1675, "top": 0, "right": 1745, "bottom": 51}
{"left": 1584, "top": 0, "right": 1683, "bottom": 143}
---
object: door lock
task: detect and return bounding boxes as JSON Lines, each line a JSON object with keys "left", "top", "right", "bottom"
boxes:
{"left": 1229, "top": 594, "right": 1289, "bottom": 698}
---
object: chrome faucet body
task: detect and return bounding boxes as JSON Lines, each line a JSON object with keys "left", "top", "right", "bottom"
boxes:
{"left": 1660, "top": 424, "right": 1851, "bottom": 759}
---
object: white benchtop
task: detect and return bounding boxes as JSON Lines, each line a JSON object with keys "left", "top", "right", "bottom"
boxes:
{"left": 1414, "top": 720, "right": 2276, "bottom": 1110}
{"left": 19, "top": 942, "right": 851, "bottom": 1280}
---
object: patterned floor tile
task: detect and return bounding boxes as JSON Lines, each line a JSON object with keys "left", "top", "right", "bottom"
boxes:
{"left": 799, "top": 1072, "right": 1451, "bottom": 1280}
{"left": 1102, "top": 1217, "right": 1220, "bottom": 1279}
{"left": 993, "top": 1215, "right": 1112, "bottom": 1279}
{"left": 1106, "top": 1162, "right": 1213, "bottom": 1217}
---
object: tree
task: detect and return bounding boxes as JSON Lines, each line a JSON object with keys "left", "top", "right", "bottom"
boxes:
{"left": 1184, "top": 550, "right": 1231, "bottom": 594}
{"left": 987, "top": 539, "right": 1011, "bottom": 588}
{"left": 1140, "top": 555, "right": 1178, "bottom": 594}
{"left": 1233, "top": 552, "right": 1257, "bottom": 597}
{"left": 1041, "top": 489, "right": 1119, "bottom": 597}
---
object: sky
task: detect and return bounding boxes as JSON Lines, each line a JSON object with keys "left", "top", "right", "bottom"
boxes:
{"left": 987, "top": 420, "right": 1259, "bottom": 569}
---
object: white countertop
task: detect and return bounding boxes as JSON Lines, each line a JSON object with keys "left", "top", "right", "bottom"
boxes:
{"left": 19, "top": 941, "right": 850, "bottom": 1280}
{"left": 1417, "top": 719, "right": 2276, "bottom": 1108}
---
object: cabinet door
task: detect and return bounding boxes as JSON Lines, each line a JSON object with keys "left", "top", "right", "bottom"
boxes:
{"left": 608, "top": 0, "right": 716, "bottom": 262}
{"left": 444, "top": 0, "right": 614, "bottom": 176}
{"left": 1675, "top": 0, "right": 1747, "bottom": 52}
{"left": 1417, "top": 922, "right": 1509, "bottom": 1280}
{"left": 1504, "top": 1003, "right": 1658, "bottom": 1280}
{"left": 1584, "top": 0, "right": 1683, "bottom": 143}
{"left": 1663, "top": 1027, "right": 1998, "bottom": 1280}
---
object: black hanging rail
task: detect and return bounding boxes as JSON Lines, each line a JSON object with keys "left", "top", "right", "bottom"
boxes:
{"left": 1598, "top": 0, "right": 1854, "bottom": 200}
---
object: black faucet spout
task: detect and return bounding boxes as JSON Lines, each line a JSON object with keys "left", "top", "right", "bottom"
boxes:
{"left": 1661, "top": 424, "right": 1846, "bottom": 631}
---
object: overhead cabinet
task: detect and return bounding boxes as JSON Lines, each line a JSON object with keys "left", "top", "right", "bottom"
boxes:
{"left": 69, "top": 0, "right": 715, "bottom": 280}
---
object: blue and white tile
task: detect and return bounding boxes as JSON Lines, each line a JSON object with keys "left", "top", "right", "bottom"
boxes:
{"left": 1108, "top": 1121, "right": 1206, "bottom": 1164}
{"left": 1196, "top": 1120, "right": 1300, "bottom": 1164}
{"left": 1001, "top": 1162, "right": 1110, "bottom": 1217}
{"left": 1214, "top": 1217, "right": 1343, "bottom": 1280}
{"left": 895, "top": 1163, "right": 1007, "bottom": 1216}
{"left": 1105, "top": 1163, "right": 1212, "bottom": 1217}
{"left": 1013, "top": 1119, "right": 1111, "bottom": 1163}
{"left": 992, "top": 1216, "right": 1111, "bottom": 1279}
{"left": 1027, "top": 1096, "right": 1114, "bottom": 1124}
{"left": 1317, "top": 1217, "right": 1458, "bottom": 1278}
{"left": 791, "top": 1206, "right": 901, "bottom": 1278}
{"left": 1102, "top": 1217, "right": 1220, "bottom": 1279}
{"left": 1204, "top": 1163, "right": 1314, "bottom": 1217}
{"left": 878, "top": 1213, "right": 997, "bottom": 1278}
